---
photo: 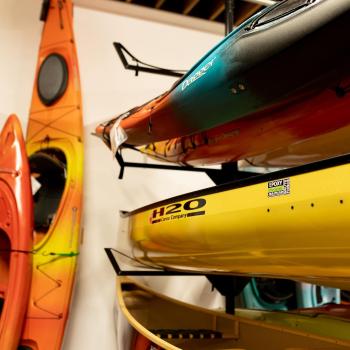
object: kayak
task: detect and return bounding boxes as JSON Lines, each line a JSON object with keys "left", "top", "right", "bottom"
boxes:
{"left": 139, "top": 83, "right": 350, "bottom": 165}
{"left": 115, "top": 154, "right": 350, "bottom": 290}
{"left": 245, "top": 123, "right": 350, "bottom": 168}
{"left": 117, "top": 277, "right": 350, "bottom": 349}
{"left": 0, "top": 115, "right": 33, "bottom": 350}
{"left": 96, "top": 0, "right": 350, "bottom": 156}
{"left": 19, "top": 0, "right": 84, "bottom": 349}
{"left": 241, "top": 278, "right": 339, "bottom": 311}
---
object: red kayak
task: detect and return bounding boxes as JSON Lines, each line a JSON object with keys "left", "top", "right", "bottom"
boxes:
{"left": 0, "top": 115, "right": 33, "bottom": 349}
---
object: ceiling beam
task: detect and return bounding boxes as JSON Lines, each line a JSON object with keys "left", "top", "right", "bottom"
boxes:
{"left": 125, "top": 0, "right": 133, "bottom": 3}
{"left": 155, "top": 0, "right": 166, "bottom": 9}
{"left": 235, "top": 3, "right": 262, "bottom": 25}
{"left": 183, "top": 0, "right": 200, "bottom": 15}
{"left": 75, "top": 0, "right": 225, "bottom": 35}
{"left": 209, "top": 1, "right": 225, "bottom": 21}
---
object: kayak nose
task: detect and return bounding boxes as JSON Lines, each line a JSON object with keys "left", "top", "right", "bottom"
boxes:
{"left": 93, "top": 123, "right": 112, "bottom": 149}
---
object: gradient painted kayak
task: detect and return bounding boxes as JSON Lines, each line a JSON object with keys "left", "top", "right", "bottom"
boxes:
{"left": 97, "top": 0, "right": 350, "bottom": 155}
{"left": 19, "top": 1, "right": 83, "bottom": 349}
{"left": 140, "top": 82, "right": 350, "bottom": 165}
{"left": 0, "top": 115, "right": 33, "bottom": 350}
{"left": 117, "top": 277, "right": 350, "bottom": 350}
{"left": 245, "top": 122, "right": 350, "bottom": 168}
{"left": 116, "top": 154, "right": 350, "bottom": 290}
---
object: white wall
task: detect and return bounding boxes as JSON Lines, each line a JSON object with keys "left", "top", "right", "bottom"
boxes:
{"left": 0, "top": 1, "right": 224, "bottom": 349}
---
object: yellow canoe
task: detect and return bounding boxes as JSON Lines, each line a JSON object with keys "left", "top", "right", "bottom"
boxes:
{"left": 20, "top": 0, "right": 83, "bottom": 349}
{"left": 116, "top": 154, "right": 350, "bottom": 290}
{"left": 116, "top": 277, "right": 350, "bottom": 350}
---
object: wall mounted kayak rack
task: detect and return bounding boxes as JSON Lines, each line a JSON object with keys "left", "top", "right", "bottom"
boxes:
{"left": 115, "top": 148, "right": 258, "bottom": 184}
{"left": 113, "top": 42, "right": 186, "bottom": 78}
{"left": 105, "top": 247, "right": 249, "bottom": 314}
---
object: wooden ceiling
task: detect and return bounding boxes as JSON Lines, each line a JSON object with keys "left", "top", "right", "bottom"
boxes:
{"left": 113, "top": 0, "right": 272, "bottom": 26}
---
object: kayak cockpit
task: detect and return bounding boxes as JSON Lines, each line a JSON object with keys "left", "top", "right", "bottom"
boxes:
{"left": 29, "top": 149, "right": 66, "bottom": 242}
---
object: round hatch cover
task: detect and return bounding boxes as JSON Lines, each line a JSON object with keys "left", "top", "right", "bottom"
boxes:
{"left": 37, "top": 53, "right": 68, "bottom": 106}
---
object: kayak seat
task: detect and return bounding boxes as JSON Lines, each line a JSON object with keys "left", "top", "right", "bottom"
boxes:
{"left": 30, "top": 151, "right": 66, "bottom": 233}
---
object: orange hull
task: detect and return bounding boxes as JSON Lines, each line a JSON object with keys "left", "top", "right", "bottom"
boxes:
{"left": 20, "top": 0, "right": 83, "bottom": 349}
{"left": 140, "top": 84, "right": 350, "bottom": 166}
{"left": 0, "top": 115, "right": 33, "bottom": 350}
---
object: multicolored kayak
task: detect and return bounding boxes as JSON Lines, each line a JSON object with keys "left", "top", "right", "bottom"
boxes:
{"left": 96, "top": 0, "right": 350, "bottom": 163}
{"left": 117, "top": 277, "right": 350, "bottom": 349}
{"left": 19, "top": 0, "right": 83, "bottom": 349}
{"left": 0, "top": 115, "right": 33, "bottom": 350}
{"left": 115, "top": 154, "right": 350, "bottom": 290}
{"left": 139, "top": 83, "right": 350, "bottom": 165}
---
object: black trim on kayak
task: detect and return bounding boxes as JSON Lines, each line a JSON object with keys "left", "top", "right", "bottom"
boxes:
{"left": 114, "top": 42, "right": 185, "bottom": 78}
{"left": 122, "top": 153, "right": 350, "bottom": 217}
{"left": 248, "top": 0, "right": 315, "bottom": 30}
{"left": 40, "top": 0, "right": 50, "bottom": 22}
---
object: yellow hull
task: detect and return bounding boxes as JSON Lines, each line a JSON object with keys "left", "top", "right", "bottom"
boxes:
{"left": 117, "top": 155, "right": 350, "bottom": 290}
{"left": 116, "top": 277, "right": 350, "bottom": 349}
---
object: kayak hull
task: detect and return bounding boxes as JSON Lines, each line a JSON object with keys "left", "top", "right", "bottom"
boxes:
{"left": 0, "top": 115, "right": 33, "bottom": 350}
{"left": 141, "top": 81, "right": 350, "bottom": 165}
{"left": 246, "top": 122, "right": 350, "bottom": 168}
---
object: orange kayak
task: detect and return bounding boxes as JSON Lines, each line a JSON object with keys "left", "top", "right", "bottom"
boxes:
{"left": 0, "top": 115, "right": 33, "bottom": 350}
{"left": 19, "top": 0, "right": 84, "bottom": 349}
